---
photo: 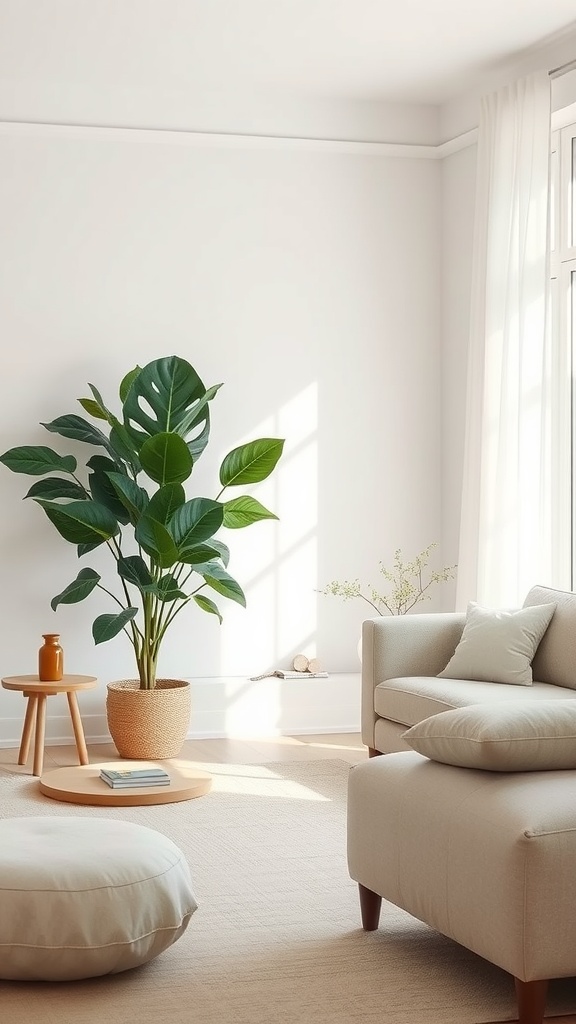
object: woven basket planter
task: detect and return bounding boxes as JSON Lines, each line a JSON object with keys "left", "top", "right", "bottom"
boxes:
{"left": 106, "top": 679, "right": 191, "bottom": 759}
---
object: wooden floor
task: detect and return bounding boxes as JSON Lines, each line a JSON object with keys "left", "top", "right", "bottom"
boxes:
{"left": 0, "top": 730, "right": 369, "bottom": 775}
{"left": 1, "top": 731, "right": 574, "bottom": 1024}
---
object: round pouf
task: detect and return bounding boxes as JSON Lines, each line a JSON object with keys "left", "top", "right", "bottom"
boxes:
{"left": 0, "top": 816, "right": 198, "bottom": 981}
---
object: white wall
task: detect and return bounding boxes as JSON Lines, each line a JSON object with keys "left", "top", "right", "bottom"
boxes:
{"left": 0, "top": 123, "right": 442, "bottom": 743}
{"left": 7, "top": 19, "right": 575, "bottom": 747}
{"left": 441, "top": 26, "right": 576, "bottom": 140}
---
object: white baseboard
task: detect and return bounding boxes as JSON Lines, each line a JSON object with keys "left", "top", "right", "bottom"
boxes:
{"left": 0, "top": 673, "right": 361, "bottom": 749}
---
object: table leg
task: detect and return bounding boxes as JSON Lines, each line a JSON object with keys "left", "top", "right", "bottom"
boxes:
{"left": 67, "top": 691, "right": 89, "bottom": 765}
{"left": 18, "top": 694, "right": 37, "bottom": 765}
{"left": 33, "top": 694, "right": 47, "bottom": 777}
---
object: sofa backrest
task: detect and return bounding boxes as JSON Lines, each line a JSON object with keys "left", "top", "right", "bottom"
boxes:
{"left": 523, "top": 585, "right": 576, "bottom": 689}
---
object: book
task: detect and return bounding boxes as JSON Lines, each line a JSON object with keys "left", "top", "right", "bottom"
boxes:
{"left": 249, "top": 670, "right": 330, "bottom": 680}
{"left": 99, "top": 768, "right": 170, "bottom": 782}
{"left": 274, "top": 670, "right": 329, "bottom": 679}
{"left": 100, "top": 776, "right": 171, "bottom": 789}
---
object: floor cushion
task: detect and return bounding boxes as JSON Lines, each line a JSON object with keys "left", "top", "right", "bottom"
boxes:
{"left": 0, "top": 816, "right": 198, "bottom": 981}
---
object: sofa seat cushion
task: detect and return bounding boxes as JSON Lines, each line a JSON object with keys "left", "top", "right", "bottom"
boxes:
{"left": 374, "top": 676, "right": 576, "bottom": 729}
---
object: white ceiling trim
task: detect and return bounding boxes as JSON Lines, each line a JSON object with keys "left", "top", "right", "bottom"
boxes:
{"left": 0, "top": 119, "right": 478, "bottom": 160}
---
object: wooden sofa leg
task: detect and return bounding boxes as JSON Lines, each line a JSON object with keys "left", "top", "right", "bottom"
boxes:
{"left": 358, "top": 884, "right": 382, "bottom": 931}
{"left": 514, "top": 977, "right": 548, "bottom": 1024}
{"left": 368, "top": 747, "right": 381, "bottom": 758}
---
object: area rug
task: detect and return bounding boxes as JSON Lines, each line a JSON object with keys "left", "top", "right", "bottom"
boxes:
{"left": 0, "top": 758, "right": 575, "bottom": 1024}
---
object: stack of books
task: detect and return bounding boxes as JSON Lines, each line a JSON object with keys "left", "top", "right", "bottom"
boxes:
{"left": 99, "top": 767, "right": 171, "bottom": 789}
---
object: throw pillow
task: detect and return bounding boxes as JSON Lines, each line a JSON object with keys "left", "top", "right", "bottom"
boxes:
{"left": 438, "top": 601, "right": 556, "bottom": 685}
{"left": 403, "top": 700, "right": 576, "bottom": 771}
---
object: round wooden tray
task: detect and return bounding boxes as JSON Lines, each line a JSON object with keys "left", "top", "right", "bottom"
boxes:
{"left": 39, "top": 761, "right": 212, "bottom": 806}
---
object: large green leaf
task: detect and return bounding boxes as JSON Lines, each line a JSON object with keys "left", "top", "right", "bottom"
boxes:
{"left": 178, "top": 542, "right": 223, "bottom": 565}
{"left": 193, "top": 594, "right": 223, "bottom": 623}
{"left": 132, "top": 484, "right": 186, "bottom": 567}
{"left": 78, "top": 540, "right": 102, "bottom": 557}
{"left": 86, "top": 454, "right": 124, "bottom": 476}
{"left": 93, "top": 608, "right": 138, "bottom": 645}
{"left": 37, "top": 499, "right": 119, "bottom": 547}
{"left": 135, "top": 514, "right": 180, "bottom": 568}
{"left": 89, "top": 467, "right": 131, "bottom": 525}
{"left": 156, "top": 574, "right": 187, "bottom": 602}
{"left": 0, "top": 446, "right": 77, "bottom": 476}
{"left": 107, "top": 473, "right": 149, "bottom": 523}
{"left": 201, "top": 564, "right": 246, "bottom": 607}
{"left": 140, "top": 433, "right": 193, "bottom": 486}
{"left": 108, "top": 420, "right": 141, "bottom": 469}
{"left": 119, "top": 365, "right": 142, "bottom": 403}
{"left": 169, "top": 498, "right": 224, "bottom": 554}
{"left": 25, "top": 477, "right": 87, "bottom": 501}
{"left": 51, "top": 568, "right": 101, "bottom": 610}
{"left": 146, "top": 483, "right": 186, "bottom": 525}
{"left": 176, "top": 383, "right": 222, "bottom": 437}
{"left": 208, "top": 538, "right": 230, "bottom": 567}
{"left": 41, "top": 415, "right": 113, "bottom": 453}
{"left": 187, "top": 416, "right": 211, "bottom": 461}
{"left": 117, "top": 555, "right": 154, "bottom": 590}
{"left": 222, "top": 495, "right": 279, "bottom": 528}
{"left": 123, "top": 356, "right": 206, "bottom": 438}
{"left": 219, "top": 438, "right": 284, "bottom": 487}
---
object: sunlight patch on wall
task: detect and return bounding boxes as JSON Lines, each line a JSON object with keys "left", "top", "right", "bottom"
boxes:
{"left": 219, "top": 384, "right": 318, "bottom": 723}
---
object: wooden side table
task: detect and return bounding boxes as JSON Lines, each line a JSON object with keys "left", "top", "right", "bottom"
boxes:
{"left": 1, "top": 674, "right": 97, "bottom": 777}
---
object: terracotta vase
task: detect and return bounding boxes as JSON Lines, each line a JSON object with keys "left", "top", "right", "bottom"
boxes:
{"left": 106, "top": 679, "right": 191, "bottom": 759}
{"left": 38, "top": 634, "right": 64, "bottom": 681}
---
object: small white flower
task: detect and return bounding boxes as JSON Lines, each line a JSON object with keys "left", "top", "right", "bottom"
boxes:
{"left": 319, "top": 543, "right": 457, "bottom": 616}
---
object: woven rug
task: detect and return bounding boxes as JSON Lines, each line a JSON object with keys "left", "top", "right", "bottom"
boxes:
{"left": 1, "top": 758, "right": 575, "bottom": 1024}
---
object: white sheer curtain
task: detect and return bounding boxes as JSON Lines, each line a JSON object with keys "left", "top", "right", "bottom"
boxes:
{"left": 456, "top": 70, "right": 566, "bottom": 609}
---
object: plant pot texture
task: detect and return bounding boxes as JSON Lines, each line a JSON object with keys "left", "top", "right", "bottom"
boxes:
{"left": 106, "top": 680, "right": 191, "bottom": 759}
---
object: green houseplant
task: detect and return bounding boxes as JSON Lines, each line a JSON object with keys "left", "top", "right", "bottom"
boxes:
{"left": 0, "top": 355, "right": 284, "bottom": 756}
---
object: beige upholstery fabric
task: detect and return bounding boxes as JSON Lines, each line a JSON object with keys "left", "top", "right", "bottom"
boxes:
{"left": 373, "top": 676, "right": 576, "bottom": 729}
{"left": 373, "top": 716, "right": 413, "bottom": 753}
{"left": 403, "top": 700, "right": 576, "bottom": 770}
{"left": 347, "top": 752, "right": 576, "bottom": 982}
{"left": 362, "top": 587, "right": 576, "bottom": 756}
{"left": 0, "top": 817, "right": 198, "bottom": 981}
{"left": 438, "top": 601, "right": 555, "bottom": 685}
{"left": 361, "top": 613, "right": 465, "bottom": 748}
{"left": 524, "top": 586, "right": 576, "bottom": 689}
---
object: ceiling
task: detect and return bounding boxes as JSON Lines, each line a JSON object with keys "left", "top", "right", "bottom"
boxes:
{"left": 0, "top": 0, "right": 576, "bottom": 116}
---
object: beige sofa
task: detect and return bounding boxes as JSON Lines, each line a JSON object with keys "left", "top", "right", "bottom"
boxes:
{"left": 347, "top": 744, "right": 576, "bottom": 1024}
{"left": 361, "top": 584, "right": 576, "bottom": 757}
{"left": 351, "top": 584, "right": 576, "bottom": 1023}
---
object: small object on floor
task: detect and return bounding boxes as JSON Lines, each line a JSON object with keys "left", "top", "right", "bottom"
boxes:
{"left": 0, "top": 816, "right": 198, "bottom": 981}
{"left": 250, "top": 655, "right": 328, "bottom": 681}
{"left": 292, "top": 654, "right": 310, "bottom": 672}
{"left": 274, "top": 669, "right": 329, "bottom": 679}
{"left": 99, "top": 766, "right": 171, "bottom": 788}
{"left": 101, "top": 777, "right": 171, "bottom": 788}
